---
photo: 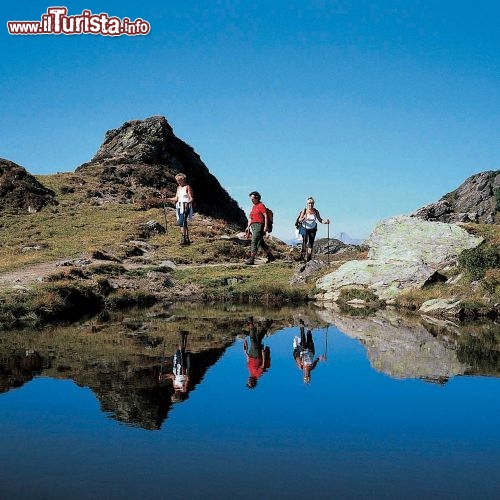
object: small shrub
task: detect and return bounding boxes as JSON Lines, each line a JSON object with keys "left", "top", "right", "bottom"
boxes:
{"left": 338, "top": 287, "right": 379, "bottom": 304}
{"left": 34, "top": 282, "right": 103, "bottom": 322}
{"left": 89, "top": 262, "right": 126, "bottom": 276}
{"left": 482, "top": 268, "right": 500, "bottom": 294}
{"left": 105, "top": 290, "right": 157, "bottom": 309}
{"left": 461, "top": 299, "right": 488, "bottom": 317}
{"left": 458, "top": 244, "right": 500, "bottom": 280}
{"left": 495, "top": 188, "right": 500, "bottom": 212}
{"left": 59, "top": 186, "right": 75, "bottom": 194}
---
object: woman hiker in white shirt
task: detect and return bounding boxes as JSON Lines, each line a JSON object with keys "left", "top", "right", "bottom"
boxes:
{"left": 296, "top": 197, "right": 330, "bottom": 262}
{"left": 167, "top": 173, "right": 194, "bottom": 245}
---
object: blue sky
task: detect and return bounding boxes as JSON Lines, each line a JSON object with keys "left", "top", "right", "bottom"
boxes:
{"left": 1, "top": 1, "right": 499, "bottom": 241}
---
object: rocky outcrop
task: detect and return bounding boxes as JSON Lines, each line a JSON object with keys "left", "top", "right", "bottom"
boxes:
{"left": 419, "top": 298, "right": 464, "bottom": 317}
{"left": 76, "top": 116, "right": 247, "bottom": 228}
{"left": 315, "top": 216, "right": 483, "bottom": 302}
{"left": 0, "top": 159, "right": 57, "bottom": 213}
{"left": 313, "top": 237, "right": 359, "bottom": 255}
{"left": 411, "top": 170, "right": 500, "bottom": 224}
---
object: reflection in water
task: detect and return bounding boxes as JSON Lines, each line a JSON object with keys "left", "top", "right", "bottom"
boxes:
{"left": 158, "top": 330, "right": 192, "bottom": 403}
{"left": 0, "top": 304, "right": 499, "bottom": 431}
{"left": 97, "top": 344, "right": 228, "bottom": 429}
{"left": 318, "top": 307, "right": 500, "bottom": 383}
{"left": 243, "top": 317, "right": 272, "bottom": 389}
{"left": 0, "top": 305, "right": 500, "bottom": 498}
{"left": 292, "top": 320, "right": 327, "bottom": 384}
{"left": 0, "top": 349, "right": 48, "bottom": 394}
{"left": 457, "top": 327, "right": 500, "bottom": 376}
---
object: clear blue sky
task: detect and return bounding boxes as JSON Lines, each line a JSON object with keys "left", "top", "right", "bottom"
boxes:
{"left": 2, "top": 1, "right": 499, "bottom": 241}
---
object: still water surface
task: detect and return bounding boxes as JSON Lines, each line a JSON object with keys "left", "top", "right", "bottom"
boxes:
{"left": 0, "top": 306, "right": 499, "bottom": 499}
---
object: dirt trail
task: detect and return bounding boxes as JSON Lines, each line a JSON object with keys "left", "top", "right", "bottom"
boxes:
{"left": 0, "top": 261, "right": 62, "bottom": 286}
{"left": 0, "top": 258, "right": 271, "bottom": 288}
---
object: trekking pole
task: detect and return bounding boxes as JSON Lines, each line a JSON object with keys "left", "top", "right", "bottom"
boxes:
{"left": 182, "top": 202, "right": 189, "bottom": 244}
{"left": 327, "top": 221, "right": 330, "bottom": 265}
{"left": 161, "top": 192, "right": 168, "bottom": 235}
{"left": 301, "top": 233, "right": 306, "bottom": 263}
{"left": 158, "top": 339, "right": 166, "bottom": 383}
{"left": 324, "top": 325, "right": 329, "bottom": 361}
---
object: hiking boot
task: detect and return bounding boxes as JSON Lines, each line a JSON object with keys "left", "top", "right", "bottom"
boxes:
{"left": 266, "top": 253, "right": 276, "bottom": 263}
{"left": 245, "top": 257, "right": 255, "bottom": 265}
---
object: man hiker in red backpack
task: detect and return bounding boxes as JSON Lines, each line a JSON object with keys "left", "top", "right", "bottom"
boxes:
{"left": 245, "top": 191, "right": 275, "bottom": 265}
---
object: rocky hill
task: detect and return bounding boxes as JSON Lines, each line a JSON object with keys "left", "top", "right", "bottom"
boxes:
{"left": 314, "top": 170, "right": 500, "bottom": 317}
{"left": 411, "top": 170, "right": 500, "bottom": 224}
{"left": 0, "top": 159, "right": 57, "bottom": 213}
{"left": 76, "top": 115, "right": 247, "bottom": 228}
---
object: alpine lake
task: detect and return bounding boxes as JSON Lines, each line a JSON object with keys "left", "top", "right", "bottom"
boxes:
{"left": 1, "top": 302, "right": 499, "bottom": 500}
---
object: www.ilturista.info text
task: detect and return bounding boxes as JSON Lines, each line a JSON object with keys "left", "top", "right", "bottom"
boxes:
{"left": 7, "top": 7, "right": 150, "bottom": 36}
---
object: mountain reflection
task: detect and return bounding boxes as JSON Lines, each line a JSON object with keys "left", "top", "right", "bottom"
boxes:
{"left": 0, "top": 349, "right": 49, "bottom": 393}
{"left": 0, "top": 304, "right": 498, "bottom": 430}
{"left": 94, "top": 346, "right": 228, "bottom": 430}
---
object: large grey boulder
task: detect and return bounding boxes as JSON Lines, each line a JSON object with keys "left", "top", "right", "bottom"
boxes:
{"left": 315, "top": 216, "right": 482, "bottom": 302}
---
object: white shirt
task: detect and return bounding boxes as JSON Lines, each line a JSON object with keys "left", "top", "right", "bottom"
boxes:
{"left": 303, "top": 210, "right": 318, "bottom": 230}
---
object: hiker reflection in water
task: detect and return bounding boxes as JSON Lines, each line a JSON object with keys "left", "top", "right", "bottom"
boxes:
{"left": 293, "top": 320, "right": 326, "bottom": 384}
{"left": 243, "top": 317, "right": 272, "bottom": 389}
{"left": 166, "top": 330, "right": 191, "bottom": 402}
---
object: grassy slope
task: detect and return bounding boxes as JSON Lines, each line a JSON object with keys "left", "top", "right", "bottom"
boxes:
{"left": 1, "top": 173, "right": 499, "bottom": 321}
{"left": 0, "top": 173, "right": 319, "bottom": 322}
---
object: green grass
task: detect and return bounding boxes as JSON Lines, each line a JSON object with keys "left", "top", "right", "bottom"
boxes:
{"left": 2, "top": 172, "right": 499, "bottom": 322}
{"left": 173, "top": 261, "right": 310, "bottom": 304}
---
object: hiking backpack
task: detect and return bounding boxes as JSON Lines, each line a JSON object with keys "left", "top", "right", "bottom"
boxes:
{"left": 266, "top": 208, "right": 274, "bottom": 233}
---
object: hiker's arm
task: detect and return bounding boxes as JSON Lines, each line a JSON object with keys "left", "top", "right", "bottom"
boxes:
{"left": 161, "top": 188, "right": 176, "bottom": 203}
{"left": 186, "top": 185, "right": 193, "bottom": 203}
{"left": 311, "top": 358, "right": 322, "bottom": 370}
{"left": 166, "top": 189, "right": 178, "bottom": 203}
{"left": 316, "top": 210, "right": 330, "bottom": 224}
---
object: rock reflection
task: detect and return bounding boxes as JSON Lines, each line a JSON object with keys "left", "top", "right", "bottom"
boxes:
{"left": 317, "top": 306, "right": 500, "bottom": 382}
{"left": 0, "top": 349, "right": 49, "bottom": 393}
{"left": 0, "top": 304, "right": 498, "bottom": 430}
{"left": 0, "top": 310, "right": 242, "bottom": 429}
